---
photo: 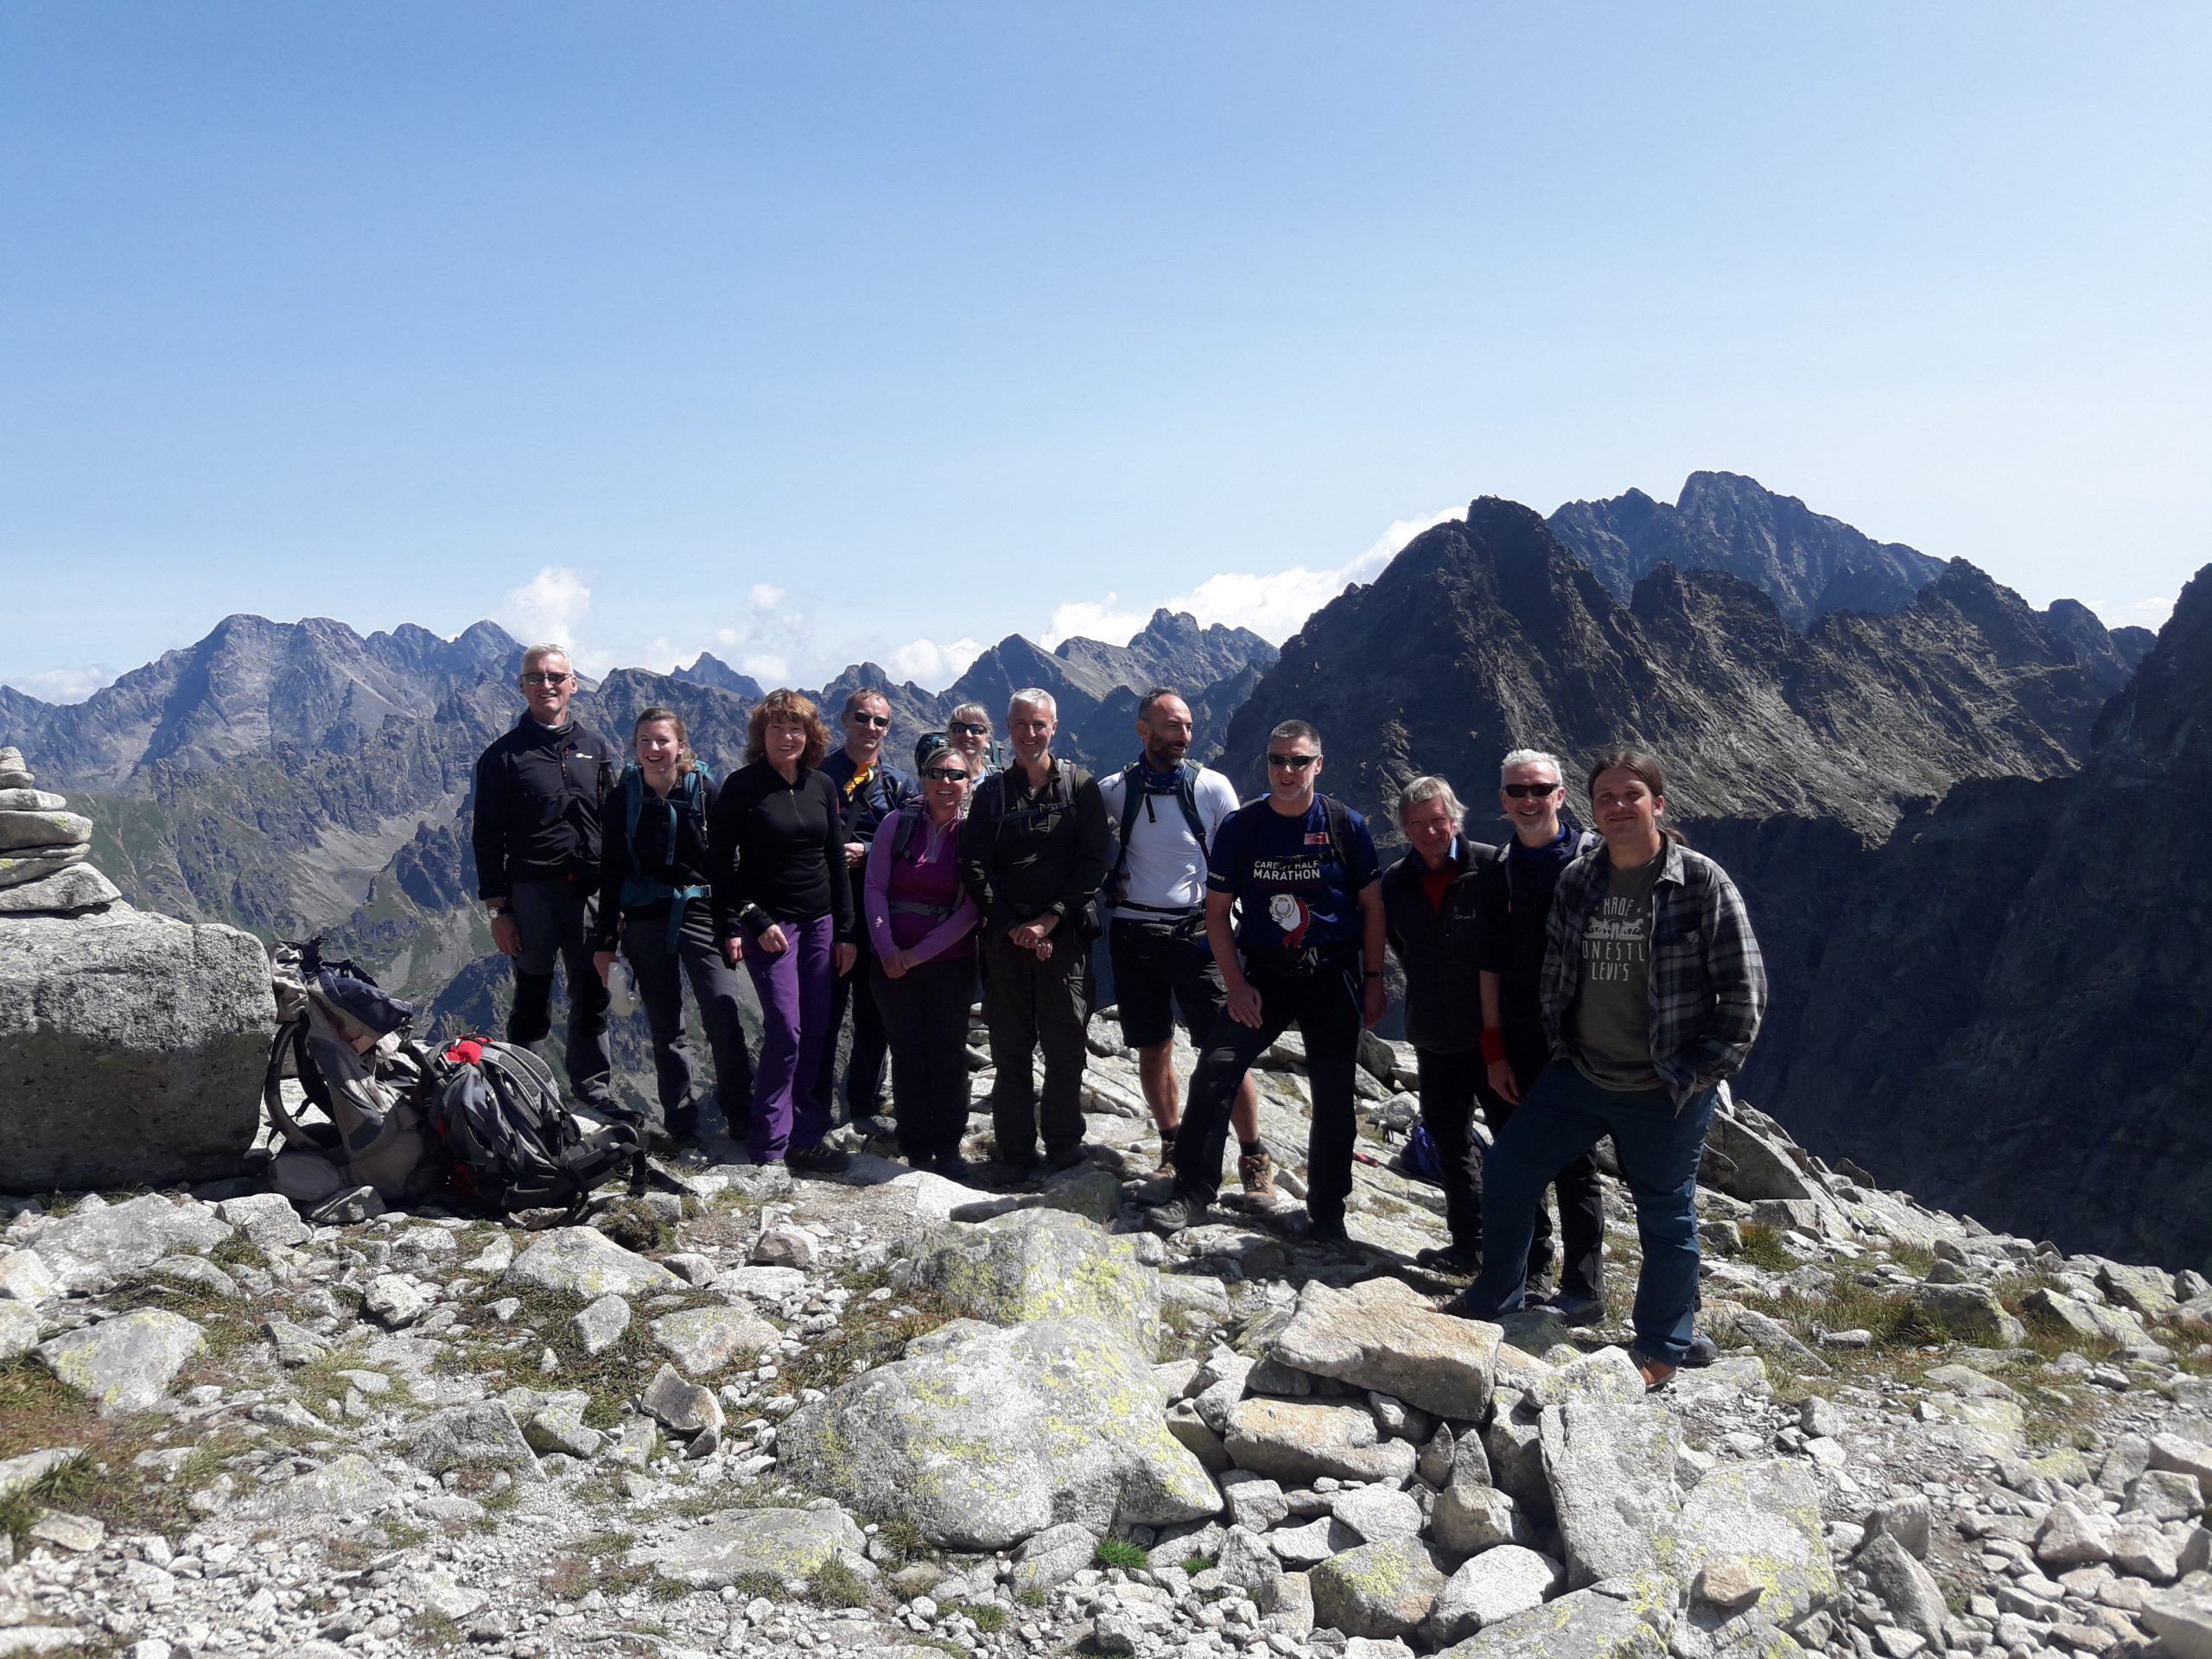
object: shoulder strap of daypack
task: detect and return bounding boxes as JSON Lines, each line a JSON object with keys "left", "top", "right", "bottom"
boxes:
{"left": 622, "top": 763, "right": 645, "bottom": 846}
{"left": 889, "top": 799, "right": 928, "bottom": 863}
{"left": 1319, "top": 793, "right": 1357, "bottom": 882}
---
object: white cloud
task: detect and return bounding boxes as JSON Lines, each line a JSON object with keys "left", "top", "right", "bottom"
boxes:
{"left": 498, "top": 567, "right": 606, "bottom": 671}
{"left": 2088, "top": 595, "right": 2175, "bottom": 632}
{"left": 740, "top": 653, "right": 790, "bottom": 683}
{"left": 2, "top": 664, "right": 118, "bottom": 704}
{"left": 1041, "top": 506, "right": 1462, "bottom": 648}
{"left": 888, "top": 636, "right": 988, "bottom": 689}
{"left": 748, "top": 583, "right": 786, "bottom": 610}
{"left": 1042, "top": 595, "right": 1150, "bottom": 650}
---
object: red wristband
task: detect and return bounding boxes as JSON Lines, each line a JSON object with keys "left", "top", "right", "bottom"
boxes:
{"left": 1479, "top": 1027, "right": 1508, "bottom": 1065}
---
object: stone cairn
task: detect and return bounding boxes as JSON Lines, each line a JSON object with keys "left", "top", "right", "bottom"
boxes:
{"left": 0, "top": 745, "right": 122, "bottom": 914}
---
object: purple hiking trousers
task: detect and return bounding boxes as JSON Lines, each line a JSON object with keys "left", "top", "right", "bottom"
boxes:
{"left": 741, "top": 912, "right": 836, "bottom": 1162}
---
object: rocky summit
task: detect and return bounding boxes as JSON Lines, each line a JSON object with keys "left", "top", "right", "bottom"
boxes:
{"left": 3, "top": 1012, "right": 2211, "bottom": 1659}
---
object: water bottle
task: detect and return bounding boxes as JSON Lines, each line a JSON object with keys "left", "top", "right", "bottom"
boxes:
{"left": 607, "top": 957, "right": 640, "bottom": 1018}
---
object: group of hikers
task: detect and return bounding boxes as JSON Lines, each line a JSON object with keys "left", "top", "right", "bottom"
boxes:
{"left": 470, "top": 643, "right": 1766, "bottom": 1389}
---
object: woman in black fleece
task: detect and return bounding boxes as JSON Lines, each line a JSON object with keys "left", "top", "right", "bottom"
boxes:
{"left": 592, "top": 707, "right": 753, "bottom": 1151}
{"left": 709, "top": 690, "right": 856, "bottom": 1170}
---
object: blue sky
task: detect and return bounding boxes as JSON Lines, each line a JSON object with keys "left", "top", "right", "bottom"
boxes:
{"left": 3, "top": 3, "right": 2206, "bottom": 698}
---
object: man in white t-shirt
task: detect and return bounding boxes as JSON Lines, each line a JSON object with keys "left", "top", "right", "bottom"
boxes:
{"left": 1098, "top": 688, "right": 1272, "bottom": 1196}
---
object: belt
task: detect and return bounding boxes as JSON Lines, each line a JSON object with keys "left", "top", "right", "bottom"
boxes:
{"left": 1115, "top": 899, "right": 1202, "bottom": 918}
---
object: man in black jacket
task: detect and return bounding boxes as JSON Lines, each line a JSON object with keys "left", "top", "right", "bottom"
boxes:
{"left": 1380, "top": 776, "right": 1496, "bottom": 1274}
{"left": 1471, "top": 747, "right": 1606, "bottom": 1322}
{"left": 817, "top": 687, "right": 915, "bottom": 1124}
{"left": 957, "top": 687, "right": 1112, "bottom": 1179}
{"left": 472, "top": 645, "right": 619, "bottom": 1113}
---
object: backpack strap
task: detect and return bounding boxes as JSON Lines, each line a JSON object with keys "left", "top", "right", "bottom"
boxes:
{"left": 1319, "top": 793, "right": 1357, "bottom": 885}
{"left": 1108, "top": 762, "right": 1215, "bottom": 895}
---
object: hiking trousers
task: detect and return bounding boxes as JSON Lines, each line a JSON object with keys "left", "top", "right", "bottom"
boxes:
{"left": 1487, "top": 1012, "right": 1606, "bottom": 1304}
{"left": 741, "top": 912, "right": 836, "bottom": 1164}
{"left": 1461, "top": 1065, "right": 1718, "bottom": 1366}
{"left": 979, "top": 927, "right": 1090, "bottom": 1167}
{"left": 1177, "top": 957, "right": 1361, "bottom": 1227}
{"left": 507, "top": 874, "right": 613, "bottom": 1109}
{"left": 816, "top": 927, "right": 891, "bottom": 1120}
{"left": 621, "top": 905, "right": 754, "bottom": 1140}
{"left": 873, "top": 955, "right": 977, "bottom": 1163}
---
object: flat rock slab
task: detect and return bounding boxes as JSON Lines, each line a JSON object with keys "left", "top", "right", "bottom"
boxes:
{"left": 640, "top": 1506, "right": 868, "bottom": 1589}
{"left": 0, "top": 912, "right": 272, "bottom": 1192}
{"left": 22, "top": 1194, "right": 234, "bottom": 1294}
{"left": 1427, "top": 1546, "right": 1567, "bottom": 1645}
{"left": 1439, "top": 1586, "right": 1669, "bottom": 1659}
{"left": 1224, "top": 1395, "right": 1419, "bottom": 1484}
{"left": 0, "top": 844, "right": 89, "bottom": 887}
{"left": 239, "top": 1453, "right": 403, "bottom": 1520}
{"left": 778, "top": 1314, "right": 1220, "bottom": 1550}
{"left": 2144, "top": 1589, "right": 2212, "bottom": 1659}
{"left": 1271, "top": 1275, "right": 1500, "bottom": 1420}
{"left": 37, "top": 1308, "right": 205, "bottom": 1414}
{"left": 1541, "top": 1402, "right": 1683, "bottom": 1589}
{"left": 0, "top": 865, "right": 119, "bottom": 914}
{"left": 650, "top": 1305, "right": 778, "bottom": 1373}
{"left": 1663, "top": 1458, "right": 1835, "bottom": 1624}
{"left": 0, "top": 811, "right": 92, "bottom": 852}
{"left": 505, "top": 1227, "right": 680, "bottom": 1298}
{"left": 917, "top": 1206, "right": 1160, "bottom": 1347}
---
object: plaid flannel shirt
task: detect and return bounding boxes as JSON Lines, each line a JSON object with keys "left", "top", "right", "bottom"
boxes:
{"left": 1541, "top": 837, "right": 1768, "bottom": 1108}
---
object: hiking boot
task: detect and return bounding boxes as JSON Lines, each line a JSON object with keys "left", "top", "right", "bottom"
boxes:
{"left": 1045, "top": 1144, "right": 1088, "bottom": 1173}
{"left": 932, "top": 1152, "right": 976, "bottom": 1186}
{"left": 1145, "top": 1195, "right": 1208, "bottom": 1236}
{"left": 1442, "top": 1287, "right": 1503, "bottom": 1321}
{"left": 1237, "top": 1147, "right": 1277, "bottom": 1198}
{"left": 1683, "top": 1332, "right": 1718, "bottom": 1369}
{"left": 1634, "top": 1353, "right": 1678, "bottom": 1393}
{"left": 1414, "top": 1243, "right": 1482, "bottom": 1274}
{"left": 1547, "top": 1292, "right": 1608, "bottom": 1328}
{"left": 786, "top": 1142, "right": 853, "bottom": 1177}
{"left": 860, "top": 1114, "right": 899, "bottom": 1141}
{"left": 1152, "top": 1138, "right": 1179, "bottom": 1178}
{"left": 1294, "top": 1212, "right": 1350, "bottom": 1248}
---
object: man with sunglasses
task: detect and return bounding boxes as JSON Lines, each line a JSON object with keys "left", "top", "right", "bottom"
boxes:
{"left": 472, "top": 644, "right": 620, "bottom": 1116}
{"left": 1470, "top": 749, "right": 1609, "bottom": 1321}
{"left": 817, "top": 689, "right": 915, "bottom": 1127}
{"left": 1144, "top": 719, "right": 1384, "bottom": 1243}
{"left": 958, "top": 688, "right": 1113, "bottom": 1179}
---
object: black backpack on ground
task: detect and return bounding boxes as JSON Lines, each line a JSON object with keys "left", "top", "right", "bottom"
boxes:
{"left": 418, "top": 1036, "right": 641, "bottom": 1215}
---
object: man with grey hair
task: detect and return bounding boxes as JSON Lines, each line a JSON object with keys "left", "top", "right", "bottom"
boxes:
{"left": 958, "top": 687, "right": 1112, "bottom": 1179}
{"left": 1380, "top": 774, "right": 1497, "bottom": 1272}
{"left": 471, "top": 644, "right": 620, "bottom": 1116}
{"left": 1470, "top": 746, "right": 1606, "bottom": 1320}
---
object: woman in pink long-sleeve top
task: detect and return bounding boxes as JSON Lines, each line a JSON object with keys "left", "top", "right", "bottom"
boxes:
{"left": 865, "top": 743, "right": 982, "bottom": 1179}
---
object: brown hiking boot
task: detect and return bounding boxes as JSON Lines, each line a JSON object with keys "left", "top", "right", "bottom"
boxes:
{"left": 1238, "top": 1147, "right": 1277, "bottom": 1198}
{"left": 1634, "top": 1353, "right": 1677, "bottom": 1393}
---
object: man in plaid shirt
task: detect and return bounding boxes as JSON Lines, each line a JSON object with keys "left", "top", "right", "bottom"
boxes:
{"left": 1449, "top": 748, "right": 1766, "bottom": 1389}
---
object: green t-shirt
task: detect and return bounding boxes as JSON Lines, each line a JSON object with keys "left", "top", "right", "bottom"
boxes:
{"left": 1570, "top": 851, "right": 1664, "bottom": 1093}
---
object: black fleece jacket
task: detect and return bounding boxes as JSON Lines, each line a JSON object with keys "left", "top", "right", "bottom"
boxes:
{"left": 473, "top": 715, "right": 617, "bottom": 901}
{"left": 1381, "top": 837, "right": 1497, "bottom": 1054}
{"left": 708, "top": 760, "right": 856, "bottom": 940}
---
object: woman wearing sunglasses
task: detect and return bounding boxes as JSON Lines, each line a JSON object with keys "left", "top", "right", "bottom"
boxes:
{"left": 865, "top": 743, "right": 983, "bottom": 1179}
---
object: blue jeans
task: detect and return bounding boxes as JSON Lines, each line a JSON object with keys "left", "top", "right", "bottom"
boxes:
{"left": 1461, "top": 1065, "right": 1719, "bottom": 1366}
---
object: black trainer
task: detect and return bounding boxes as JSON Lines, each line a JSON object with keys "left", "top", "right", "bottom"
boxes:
{"left": 1547, "top": 1292, "right": 1608, "bottom": 1328}
{"left": 1145, "top": 1194, "right": 1207, "bottom": 1235}
{"left": 787, "top": 1142, "right": 853, "bottom": 1176}
{"left": 1415, "top": 1243, "right": 1482, "bottom": 1274}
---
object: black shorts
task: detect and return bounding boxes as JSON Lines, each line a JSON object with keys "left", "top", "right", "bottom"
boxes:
{"left": 1109, "top": 915, "right": 1227, "bottom": 1051}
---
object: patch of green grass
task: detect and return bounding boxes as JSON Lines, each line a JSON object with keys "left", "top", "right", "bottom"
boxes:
{"left": 646, "top": 1575, "right": 697, "bottom": 1601}
{"left": 1735, "top": 1223, "right": 1795, "bottom": 1272}
{"left": 872, "top": 1512, "right": 930, "bottom": 1565}
{"left": 729, "top": 1569, "right": 785, "bottom": 1600}
{"left": 208, "top": 1235, "right": 270, "bottom": 1270}
{"left": 595, "top": 1199, "right": 670, "bottom": 1254}
{"left": 1094, "top": 1536, "right": 1147, "bottom": 1571}
{"left": 810, "top": 1557, "right": 872, "bottom": 1609}
{"left": 1887, "top": 1241, "right": 1937, "bottom": 1278}
{"left": 411, "top": 1611, "right": 463, "bottom": 1652}
{"left": 294, "top": 1345, "right": 388, "bottom": 1415}
{"left": 951, "top": 1601, "right": 1007, "bottom": 1632}
{"left": 1017, "top": 1586, "right": 1046, "bottom": 1609}
{"left": 1180, "top": 1553, "right": 1214, "bottom": 1575}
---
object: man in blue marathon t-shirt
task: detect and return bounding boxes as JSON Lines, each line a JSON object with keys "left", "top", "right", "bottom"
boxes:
{"left": 1141, "top": 717, "right": 1386, "bottom": 1245}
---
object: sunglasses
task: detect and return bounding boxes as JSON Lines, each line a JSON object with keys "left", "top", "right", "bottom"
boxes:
{"left": 922, "top": 766, "right": 969, "bottom": 782}
{"left": 1267, "top": 753, "right": 1319, "bottom": 771}
{"left": 519, "top": 672, "right": 573, "bottom": 687}
{"left": 950, "top": 721, "right": 988, "bottom": 735}
{"left": 848, "top": 713, "right": 891, "bottom": 728}
{"left": 1503, "top": 782, "right": 1560, "bottom": 798}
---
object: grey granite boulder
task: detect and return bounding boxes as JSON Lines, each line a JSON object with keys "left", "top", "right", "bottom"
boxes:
{"left": 1426, "top": 1546, "right": 1567, "bottom": 1645}
{"left": 1541, "top": 1402, "right": 1682, "bottom": 1589}
{"left": 649, "top": 1305, "right": 777, "bottom": 1373}
{"left": 0, "top": 912, "right": 273, "bottom": 1192}
{"left": 1270, "top": 1276, "right": 1500, "bottom": 1420}
{"left": 777, "top": 1315, "right": 1218, "bottom": 1549}
{"left": 570, "top": 1294, "right": 631, "bottom": 1356}
{"left": 1439, "top": 1586, "right": 1669, "bottom": 1659}
{"left": 1308, "top": 1539, "right": 1448, "bottom": 1640}
{"left": 213, "top": 1193, "right": 310, "bottom": 1251}
{"left": 0, "top": 810, "right": 91, "bottom": 852}
{"left": 1224, "top": 1395, "right": 1419, "bottom": 1484}
{"left": 22, "top": 1193, "right": 232, "bottom": 1294}
{"left": 1853, "top": 1530, "right": 1944, "bottom": 1642}
{"left": 240, "top": 1453, "right": 403, "bottom": 1520}
{"left": 1664, "top": 1458, "right": 1835, "bottom": 1623}
{"left": 404, "top": 1402, "right": 541, "bottom": 1477}
{"left": 1007, "top": 1522, "right": 1101, "bottom": 1595}
{"left": 505, "top": 1227, "right": 679, "bottom": 1297}
{"left": 0, "top": 866, "right": 119, "bottom": 914}
{"left": 36, "top": 1308, "right": 205, "bottom": 1413}
{"left": 915, "top": 1207, "right": 1160, "bottom": 1347}
{"left": 0, "top": 1300, "right": 37, "bottom": 1362}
